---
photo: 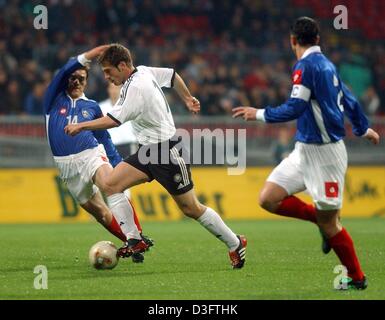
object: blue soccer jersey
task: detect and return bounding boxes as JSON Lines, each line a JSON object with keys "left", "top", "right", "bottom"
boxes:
{"left": 44, "top": 54, "right": 122, "bottom": 166}
{"left": 257, "top": 46, "right": 369, "bottom": 143}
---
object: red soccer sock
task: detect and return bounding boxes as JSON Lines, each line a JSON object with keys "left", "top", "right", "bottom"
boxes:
{"left": 275, "top": 195, "right": 317, "bottom": 223}
{"left": 106, "top": 216, "right": 127, "bottom": 242}
{"left": 128, "top": 198, "right": 142, "bottom": 233}
{"left": 329, "top": 228, "right": 365, "bottom": 281}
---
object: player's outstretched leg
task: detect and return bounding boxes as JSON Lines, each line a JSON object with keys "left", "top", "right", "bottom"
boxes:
{"left": 95, "top": 164, "right": 150, "bottom": 261}
{"left": 259, "top": 182, "right": 330, "bottom": 253}
{"left": 106, "top": 193, "right": 149, "bottom": 257}
{"left": 173, "top": 190, "right": 247, "bottom": 269}
{"left": 317, "top": 210, "right": 367, "bottom": 290}
{"left": 81, "top": 191, "right": 148, "bottom": 262}
{"left": 126, "top": 195, "right": 154, "bottom": 250}
{"left": 319, "top": 228, "right": 331, "bottom": 254}
{"left": 81, "top": 191, "right": 127, "bottom": 242}
{"left": 259, "top": 183, "right": 317, "bottom": 223}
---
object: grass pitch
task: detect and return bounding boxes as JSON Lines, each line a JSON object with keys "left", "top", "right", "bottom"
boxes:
{"left": 1, "top": 218, "right": 384, "bottom": 300}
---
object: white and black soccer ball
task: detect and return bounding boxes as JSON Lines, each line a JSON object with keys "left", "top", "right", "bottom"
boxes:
{"left": 88, "top": 241, "right": 119, "bottom": 270}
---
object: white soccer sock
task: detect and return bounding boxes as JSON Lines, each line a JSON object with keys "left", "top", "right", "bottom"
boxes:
{"left": 197, "top": 207, "right": 240, "bottom": 251}
{"left": 106, "top": 193, "right": 141, "bottom": 240}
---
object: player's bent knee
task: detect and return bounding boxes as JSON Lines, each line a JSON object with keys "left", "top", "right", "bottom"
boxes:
{"left": 180, "top": 203, "right": 202, "bottom": 218}
{"left": 259, "top": 194, "right": 276, "bottom": 212}
{"left": 318, "top": 221, "right": 342, "bottom": 238}
{"left": 100, "top": 180, "right": 120, "bottom": 196}
{"left": 181, "top": 207, "right": 196, "bottom": 218}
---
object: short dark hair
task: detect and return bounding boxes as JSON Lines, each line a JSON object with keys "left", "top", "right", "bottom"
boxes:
{"left": 98, "top": 43, "right": 133, "bottom": 68}
{"left": 290, "top": 17, "right": 320, "bottom": 46}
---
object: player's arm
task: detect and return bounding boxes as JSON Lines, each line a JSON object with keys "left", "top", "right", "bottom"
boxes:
{"left": 44, "top": 45, "right": 109, "bottom": 114}
{"left": 232, "top": 97, "right": 308, "bottom": 122}
{"left": 144, "top": 65, "right": 200, "bottom": 114}
{"left": 341, "top": 82, "right": 380, "bottom": 144}
{"left": 64, "top": 116, "right": 118, "bottom": 136}
{"left": 233, "top": 61, "right": 310, "bottom": 122}
{"left": 43, "top": 56, "right": 87, "bottom": 114}
{"left": 173, "top": 72, "right": 200, "bottom": 114}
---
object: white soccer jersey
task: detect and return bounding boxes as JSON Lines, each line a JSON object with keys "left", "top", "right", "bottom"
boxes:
{"left": 99, "top": 98, "right": 137, "bottom": 145}
{"left": 107, "top": 65, "right": 176, "bottom": 145}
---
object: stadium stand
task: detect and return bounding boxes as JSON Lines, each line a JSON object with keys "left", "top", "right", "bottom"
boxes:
{"left": 0, "top": 0, "right": 384, "bottom": 167}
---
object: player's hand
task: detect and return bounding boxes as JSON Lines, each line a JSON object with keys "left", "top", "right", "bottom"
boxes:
{"left": 84, "top": 45, "right": 109, "bottom": 61}
{"left": 64, "top": 124, "right": 83, "bottom": 136}
{"left": 363, "top": 128, "right": 380, "bottom": 145}
{"left": 186, "top": 96, "right": 200, "bottom": 114}
{"left": 232, "top": 106, "right": 257, "bottom": 121}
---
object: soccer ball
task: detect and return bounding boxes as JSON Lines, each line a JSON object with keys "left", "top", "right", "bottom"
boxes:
{"left": 88, "top": 241, "right": 119, "bottom": 270}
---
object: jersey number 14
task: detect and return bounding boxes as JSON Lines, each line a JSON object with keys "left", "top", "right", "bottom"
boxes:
{"left": 66, "top": 115, "right": 78, "bottom": 124}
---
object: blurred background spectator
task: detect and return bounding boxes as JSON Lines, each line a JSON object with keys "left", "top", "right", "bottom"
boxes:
{"left": 271, "top": 126, "right": 294, "bottom": 165}
{"left": 0, "top": 0, "right": 383, "bottom": 116}
{"left": 24, "top": 81, "right": 45, "bottom": 115}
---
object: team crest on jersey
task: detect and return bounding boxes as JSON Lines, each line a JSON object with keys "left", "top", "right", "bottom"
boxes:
{"left": 59, "top": 107, "right": 67, "bottom": 115}
{"left": 292, "top": 69, "right": 302, "bottom": 84}
{"left": 82, "top": 109, "right": 90, "bottom": 118}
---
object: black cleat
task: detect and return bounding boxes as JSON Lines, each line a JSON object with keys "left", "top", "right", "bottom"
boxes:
{"left": 319, "top": 228, "right": 331, "bottom": 254}
{"left": 131, "top": 252, "right": 144, "bottom": 263}
{"left": 141, "top": 233, "right": 154, "bottom": 250}
{"left": 229, "top": 235, "right": 247, "bottom": 269}
{"left": 338, "top": 276, "right": 368, "bottom": 290}
{"left": 117, "top": 238, "right": 149, "bottom": 258}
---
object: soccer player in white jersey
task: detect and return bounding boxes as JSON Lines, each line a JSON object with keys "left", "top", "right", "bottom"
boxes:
{"left": 99, "top": 82, "right": 138, "bottom": 201}
{"left": 65, "top": 44, "right": 247, "bottom": 269}
{"left": 233, "top": 17, "right": 380, "bottom": 289}
{"left": 45, "top": 45, "right": 151, "bottom": 262}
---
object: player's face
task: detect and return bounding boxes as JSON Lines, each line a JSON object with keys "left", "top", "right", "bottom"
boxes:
{"left": 67, "top": 69, "right": 87, "bottom": 98}
{"left": 102, "top": 62, "right": 125, "bottom": 86}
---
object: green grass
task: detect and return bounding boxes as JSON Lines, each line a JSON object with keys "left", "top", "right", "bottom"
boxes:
{"left": 0, "top": 218, "right": 384, "bottom": 300}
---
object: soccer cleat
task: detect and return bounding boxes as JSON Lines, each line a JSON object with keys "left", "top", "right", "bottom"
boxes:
{"left": 117, "top": 238, "right": 149, "bottom": 258}
{"left": 338, "top": 276, "right": 368, "bottom": 290}
{"left": 229, "top": 235, "right": 247, "bottom": 269}
{"left": 140, "top": 233, "right": 154, "bottom": 250}
{"left": 319, "top": 228, "right": 331, "bottom": 254}
{"left": 131, "top": 252, "right": 144, "bottom": 263}
{"left": 130, "top": 234, "right": 154, "bottom": 262}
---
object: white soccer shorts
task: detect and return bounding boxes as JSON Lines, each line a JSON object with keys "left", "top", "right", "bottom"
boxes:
{"left": 54, "top": 145, "right": 112, "bottom": 205}
{"left": 267, "top": 140, "right": 347, "bottom": 210}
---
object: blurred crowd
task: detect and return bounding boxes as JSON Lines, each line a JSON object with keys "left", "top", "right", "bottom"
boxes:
{"left": 0, "top": 0, "right": 384, "bottom": 117}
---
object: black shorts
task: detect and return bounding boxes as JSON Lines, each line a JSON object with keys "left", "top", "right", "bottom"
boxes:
{"left": 124, "top": 137, "right": 194, "bottom": 195}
